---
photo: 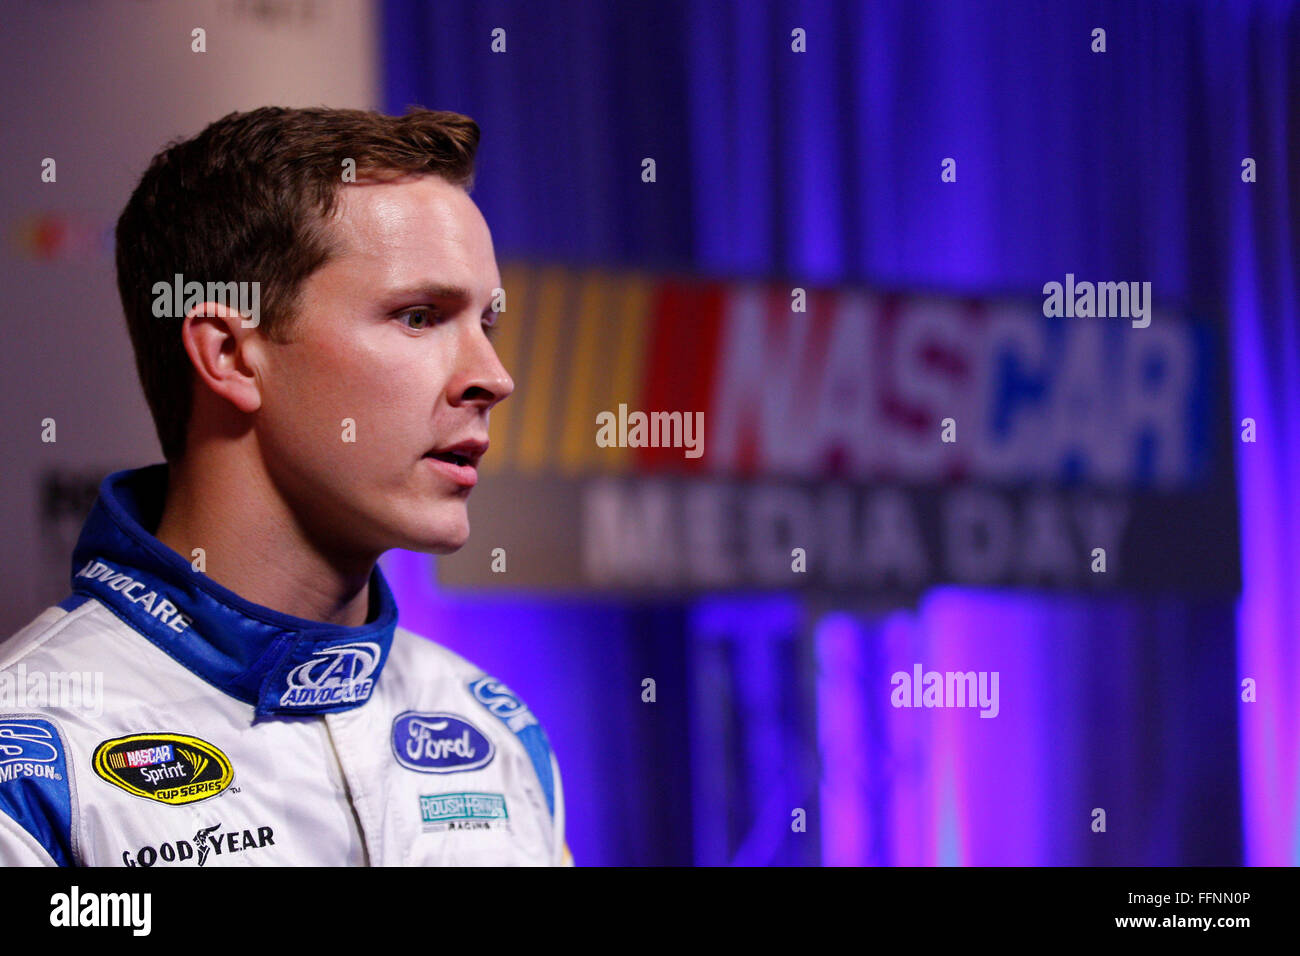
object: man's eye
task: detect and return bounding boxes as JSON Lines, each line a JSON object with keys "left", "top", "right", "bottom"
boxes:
{"left": 398, "top": 307, "right": 440, "bottom": 331}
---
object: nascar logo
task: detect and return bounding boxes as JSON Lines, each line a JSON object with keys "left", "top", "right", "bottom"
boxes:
{"left": 108, "top": 745, "right": 174, "bottom": 770}
{"left": 93, "top": 733, "right": 232, "bottom": 805}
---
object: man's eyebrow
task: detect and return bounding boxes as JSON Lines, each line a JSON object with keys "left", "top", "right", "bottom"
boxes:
{"left": 384, "top": 283, "right": 501, "bottom": 314}
{"left": 386, "top": 283, "right": 474, "bottom": 302}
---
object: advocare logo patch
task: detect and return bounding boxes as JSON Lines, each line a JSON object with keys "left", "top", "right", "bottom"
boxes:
{"left": 93, "top": 733, "right": 233, "bottom": 805}
{"left": 279, "top": 641, "right": 381, "bottom": 708}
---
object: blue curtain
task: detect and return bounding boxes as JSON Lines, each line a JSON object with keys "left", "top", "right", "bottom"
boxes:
{"left": 382, "top": 0, "right": 1298, "bottom": 865}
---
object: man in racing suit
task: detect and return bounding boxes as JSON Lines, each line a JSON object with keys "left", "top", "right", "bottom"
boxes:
{"left": 0, "top": 466, "right": 568, "bottom": 867}
{"left": 0, "top": 106, "right": 571, "bottom": 866}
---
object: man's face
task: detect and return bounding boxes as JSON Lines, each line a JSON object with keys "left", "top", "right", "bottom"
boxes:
{"left": 253, "top": 174, "right": 513, "bottom": 559}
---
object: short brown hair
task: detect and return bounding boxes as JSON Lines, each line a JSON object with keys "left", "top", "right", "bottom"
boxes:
{"left": 115, "top": 106, "right": 480, "bottom": 461}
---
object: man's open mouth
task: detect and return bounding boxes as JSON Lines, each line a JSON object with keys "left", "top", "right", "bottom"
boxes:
{"left": 425, "top": 451, "right": 472, "bottom": 467}
{"left": 423, "top": 438, "right": 489, "bottom": 470}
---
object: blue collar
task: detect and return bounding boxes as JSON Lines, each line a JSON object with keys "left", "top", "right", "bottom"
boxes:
{"left": 69, "top": 465, "right": 398, "bottom": 720}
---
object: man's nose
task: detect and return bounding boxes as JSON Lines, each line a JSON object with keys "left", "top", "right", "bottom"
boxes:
{"left": 452, "top": 325, "right": 514, "bottom": 407}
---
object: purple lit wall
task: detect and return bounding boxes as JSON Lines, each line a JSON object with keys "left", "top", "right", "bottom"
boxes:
{"left": 1211, "top": 3, "right": 1300, "bottom": 866}
{"left": 383, "top": 0, "right": 1297, "bottom": 865}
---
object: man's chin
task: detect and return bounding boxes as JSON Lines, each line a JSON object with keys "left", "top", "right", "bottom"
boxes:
{"left": 398, "top": 518, "right": 470, "bottom": 555}
{"left": 424, "top": 538, "right": 467, "bottom": 556}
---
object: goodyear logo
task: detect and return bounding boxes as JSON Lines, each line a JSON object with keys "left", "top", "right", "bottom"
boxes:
{"left": 93, "top": 733, "right": 233, "bottom": 805}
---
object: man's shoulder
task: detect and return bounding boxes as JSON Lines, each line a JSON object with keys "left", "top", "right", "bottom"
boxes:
{"left": 387, "top": 624, "right": 483, "bottom": 678}
{"left": 383, "top": 626, "right": 563, "bottom": 828}
{"left": 0, "top": 600, "right": 114, "bottom": 867}
{"left": 0, "top": 596, "right": 167, "bottom": 730}
{"left": 383, "top": 626, "right": 551, "bottom": 740}
{"left": 0, "top": 597, "right": 116, "bottom": 674}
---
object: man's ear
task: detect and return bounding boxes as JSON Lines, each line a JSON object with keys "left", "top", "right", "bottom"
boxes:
{"left": 179, "top": 302, "right": 266, "bottom": 414}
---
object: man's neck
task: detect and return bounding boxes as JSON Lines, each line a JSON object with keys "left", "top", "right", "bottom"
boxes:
{"left": 153, "top": 453, "right": 375, "bottom": 628}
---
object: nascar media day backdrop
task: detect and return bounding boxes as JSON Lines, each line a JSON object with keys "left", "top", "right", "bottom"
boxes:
{"left": 383, "top": 0, "right": 1298, "bottom": 868}
{"left": 439, "top": 264, "right": 1236, "bottom": 597}
{"left": 0, "top": 0, "right": 1291, "bottom": 876}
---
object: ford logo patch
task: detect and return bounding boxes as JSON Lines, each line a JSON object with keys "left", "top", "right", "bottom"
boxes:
{"left": 391, "top": 712, "right": 495, "bottom": 774}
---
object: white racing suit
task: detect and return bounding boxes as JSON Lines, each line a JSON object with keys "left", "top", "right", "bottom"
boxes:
{"left": 0, "top": 465, "right": 570, "bottom": 866}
